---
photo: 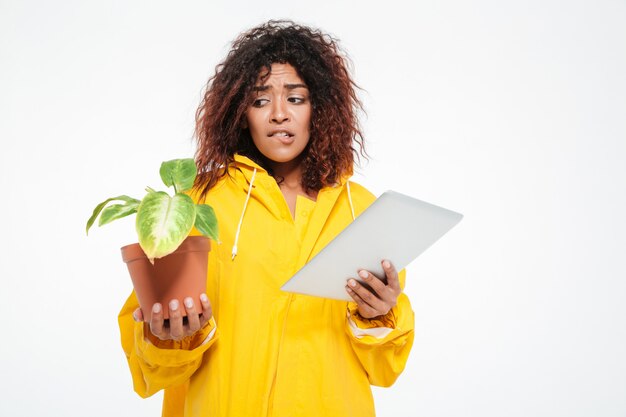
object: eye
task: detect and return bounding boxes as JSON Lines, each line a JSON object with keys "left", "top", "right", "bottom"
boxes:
{"left": 288, "top": 96, "right": 306, "bottom": 104}
{"left": 252, "top": 98, "right": 269, "bottom": 107}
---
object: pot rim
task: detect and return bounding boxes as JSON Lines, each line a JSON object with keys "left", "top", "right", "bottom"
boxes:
{"left": 121, "top": 236, "right": 211, "bottom": 264}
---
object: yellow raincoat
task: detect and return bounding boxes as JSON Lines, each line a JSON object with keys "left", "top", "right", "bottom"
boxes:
{"left": 119, "top": 154, "right": 415, "bottom": 417}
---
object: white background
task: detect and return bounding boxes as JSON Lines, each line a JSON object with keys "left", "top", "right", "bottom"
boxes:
{"left": 1, "top": 1, "right": 625, "bottom": 416}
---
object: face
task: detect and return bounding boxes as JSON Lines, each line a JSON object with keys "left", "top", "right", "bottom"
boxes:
{"left": 244, "top": 63, "right": 312, "bottom": 168}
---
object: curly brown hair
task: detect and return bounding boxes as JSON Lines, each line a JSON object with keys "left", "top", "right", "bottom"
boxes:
{"left": 194, "top": 20, "right": 366, "bottom": 197}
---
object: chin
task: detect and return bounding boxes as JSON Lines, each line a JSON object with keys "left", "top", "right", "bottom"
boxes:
{"left": 266, "top": 154, "right": 302, "bottom": 164}
{"left": 261, "top": 148, "right": 307, "bottom": 164}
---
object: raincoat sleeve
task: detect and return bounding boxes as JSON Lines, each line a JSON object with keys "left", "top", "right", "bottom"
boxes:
{"left": 341, "top": 181, "right": 415, "bottom": 387}
{"left": 118, "top": 292, "right": 218, "bottom": 398}
{"left": 345, "top": 268, "right": 415, "bottom": 387}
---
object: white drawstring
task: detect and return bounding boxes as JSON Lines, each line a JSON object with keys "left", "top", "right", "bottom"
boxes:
{"left": 232, "top": 171, "right": 353, "bottom": 260}
{"left": 346, "top": 181, "right": 355, "bottom": 221}
{"left": 232, "top": 168, "right": 257, "bottom": 260}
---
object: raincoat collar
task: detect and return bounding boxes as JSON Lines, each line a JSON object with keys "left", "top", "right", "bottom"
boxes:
{"left": 297, "top": 183, "right": 346, "bottom": 266}
{"left": 231, "top": 153, "right": 352, "bottom": 189}
{"left": 231, "top": 154, "right": 266, "bottom": 186}
{"left": 233, "top": 153, "right": 266, "bottom": 172}
{"left": 229, "top": 153, "right": 353, "bottom": 266}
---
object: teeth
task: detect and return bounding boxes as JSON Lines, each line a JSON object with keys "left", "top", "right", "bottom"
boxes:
{"left": 272, "top": 132, "right": 289, "bottom": 137}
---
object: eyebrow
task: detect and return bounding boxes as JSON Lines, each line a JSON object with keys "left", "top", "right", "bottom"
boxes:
{"left": 253, "top": 83, "right": 308, "bottom": 92}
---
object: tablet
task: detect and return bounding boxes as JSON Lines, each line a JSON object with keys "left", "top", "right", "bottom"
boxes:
{"left": 280, "top": 190, "right": 463, "bottom": 301}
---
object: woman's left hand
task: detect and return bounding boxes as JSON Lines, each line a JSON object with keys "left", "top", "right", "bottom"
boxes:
{"left": 345, "top": 260, "right": 401, "bottom": 319}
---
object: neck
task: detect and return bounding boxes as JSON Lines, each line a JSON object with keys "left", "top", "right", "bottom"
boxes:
{"left": 268, "top": 155, "right": 305, "bottom": 190}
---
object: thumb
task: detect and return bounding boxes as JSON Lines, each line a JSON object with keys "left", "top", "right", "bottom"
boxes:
{"left": 132, "top": 307, "right": 144, "bottom": 322}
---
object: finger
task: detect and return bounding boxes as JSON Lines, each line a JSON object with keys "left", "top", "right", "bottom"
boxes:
{"left": 133, "top": 307, "right": 144, "bottom": 322}
{"left": 383, "top": 260, "right": 401, "bottom": 293}
{"left": 347, "top": 278, "right": 388, "bottom": 314}
{"left": 345, "top": 286, "right": 379, "bottom": 318}
{"left": 357, "top": 270, "right": 390, "bottom": 301}
{"left": 183, "top": 297, "right": 201, "bottom": 334}
{"left": 149, "top": 303, "right": 164, "bottom": 337}
{"left": 198, "top": 293, "right": 213, "bottom": 327}
{"left": 168, "top": 299, "right": 184, "bottom": 340}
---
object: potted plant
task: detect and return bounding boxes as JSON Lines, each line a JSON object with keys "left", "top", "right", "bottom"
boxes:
{"left": 86, "top": 158, "right": 218, "bottom": 321}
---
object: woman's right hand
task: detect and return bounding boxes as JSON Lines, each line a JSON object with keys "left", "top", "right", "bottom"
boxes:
{"left": 132, "top": 293, "right": 213, "bottom": 341}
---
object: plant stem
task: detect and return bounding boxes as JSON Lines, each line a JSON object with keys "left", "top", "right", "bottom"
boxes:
{"left": 171, "top": 174, "right": 178, "bottom": 194}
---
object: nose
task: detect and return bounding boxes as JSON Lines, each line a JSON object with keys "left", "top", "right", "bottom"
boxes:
{"left": 270, "top": 99, "right": 289, "bottom": 123}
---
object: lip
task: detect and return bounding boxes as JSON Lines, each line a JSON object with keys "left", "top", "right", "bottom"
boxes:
{"left": 273, "top": 135, "right": 295, "bottom": 145}
{"left": 268, "top": 129, "right": 295, "bottom": 144}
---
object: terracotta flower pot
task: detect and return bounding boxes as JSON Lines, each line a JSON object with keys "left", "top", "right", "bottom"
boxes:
{"left": 121, "top": 236, "right": 210, "bottom": 321}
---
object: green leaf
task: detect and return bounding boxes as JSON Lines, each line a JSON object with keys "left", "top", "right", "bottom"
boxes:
{"left": 159, "top": 158, "right": 197, "bottom": 193}
{"left": 194, "top": 204, "right": 219, "bottom": 241}
{"left": 98, "top": 200, "right": 140, "bottom": 227}
{"left": 86, "top": 195, "right": 140, "bottom": 235}
{"left": 136, "top": 191, "right": 196, "bottom": 260}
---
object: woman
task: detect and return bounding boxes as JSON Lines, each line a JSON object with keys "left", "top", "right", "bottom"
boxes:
{"left": 119, "top": 20, "right": 415, "bottom": 417}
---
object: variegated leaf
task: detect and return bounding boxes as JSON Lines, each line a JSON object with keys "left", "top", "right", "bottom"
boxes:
{"left": 136, "top": 191, "right": 195, "bottom": 260}
{"left": 86, "top": 195, "right": 140, "bottom": 234}
{"left": 99, "top": 200, "right": 140, "bottom": 226}
{"left": 194, "top": 203, "right": 219, "bottom": 241}
{"left": 159, "top": 158, "right": 197, "bottom": 193}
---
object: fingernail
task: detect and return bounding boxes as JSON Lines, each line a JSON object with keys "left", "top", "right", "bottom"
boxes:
{"left": 169, "top": 299, "right": 179, "bottom": 311}
{"left": 200, "top": 293, "right": 208, "bottom": 302}
{"left": 358, "top": 270, "right": 369, "bottom": 279}
{"left": 184, "top": 297, "right": 193, "bottom": 308}
{"left": 153, "top": 303, "right": 162, "bottom": 313}
{"left": 132, "top": 311, "right": 139, "bottom": 321}
{"left": 383, "top": 260, "right": 390, "bottom": 268}
{"left": 349, "top": 279, "right": 357, "bottom": 287}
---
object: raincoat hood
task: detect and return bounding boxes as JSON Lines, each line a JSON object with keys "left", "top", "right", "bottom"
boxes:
{"left": 227, "top": 154, "right": 356, "bottom": 263}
